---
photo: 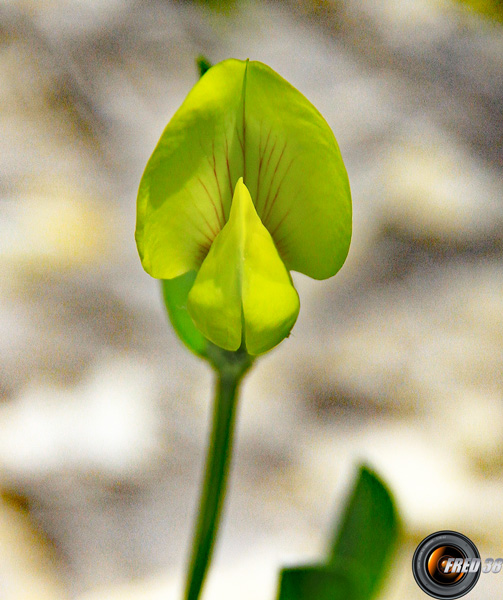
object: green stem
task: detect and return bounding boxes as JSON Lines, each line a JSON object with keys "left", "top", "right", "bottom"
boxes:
{"left": 184, "top": 355, "right": 250, "bottom": 600}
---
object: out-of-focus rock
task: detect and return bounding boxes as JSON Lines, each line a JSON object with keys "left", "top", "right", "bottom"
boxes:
{"left": 1, "top": 178, "right": 113, "bottom": 275}
{"left": 0, "top": 356, "right": 163, "bottom": 484}
{"left": 381, "top": 128, "right": 503, "bottom": 245}
{"left": 0, "top": 495, "right": 67, "bottom": 600}
{"left": 77, "top": 576, "right": 176, "bottom": 600}
{"left": 305, "top": 260, "right": 503, "bottom": 413}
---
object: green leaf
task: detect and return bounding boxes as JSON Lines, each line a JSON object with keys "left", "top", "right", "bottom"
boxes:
{"left": 329, "top": 465, "right": 399, "bottom": 599}
{"left": 277, "top": 565, "right": 356, "bottom": 600}
{"left": 136, "top": 58, "right": 351, "bottom": 282}
{"left": 275, "top": 465, "right": 399, "bottom": 600}
{"left": 187, "top": 178, "right": 299, "bottom": 355}
{"left": 161, "top": 272, "right": 208, "bottom": 357}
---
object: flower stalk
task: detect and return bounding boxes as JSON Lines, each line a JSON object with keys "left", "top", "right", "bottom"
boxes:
{"left": 184, "top": 347, "right": 252, "bottom": 600}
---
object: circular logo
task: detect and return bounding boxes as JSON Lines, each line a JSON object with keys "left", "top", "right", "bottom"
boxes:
{"left": 412, "top": 531, "right": 481, "bottom": 599}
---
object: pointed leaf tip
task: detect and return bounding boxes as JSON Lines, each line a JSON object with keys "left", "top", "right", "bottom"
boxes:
{"left": 196, "top": 55, "right": 212, "bottom": 78}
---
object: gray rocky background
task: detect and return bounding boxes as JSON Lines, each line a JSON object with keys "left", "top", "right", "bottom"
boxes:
{"left": 0, "top": 0, "right": 502, "bottom": 598}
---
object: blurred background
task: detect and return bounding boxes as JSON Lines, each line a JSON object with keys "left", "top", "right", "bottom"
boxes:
{"left": 1, "top": 0, "right": 502, "bottom": 598}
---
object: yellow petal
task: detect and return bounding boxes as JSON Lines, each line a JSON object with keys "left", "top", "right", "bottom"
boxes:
{"left": 187, "top": 179, "right": 299, "bottom": 355}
